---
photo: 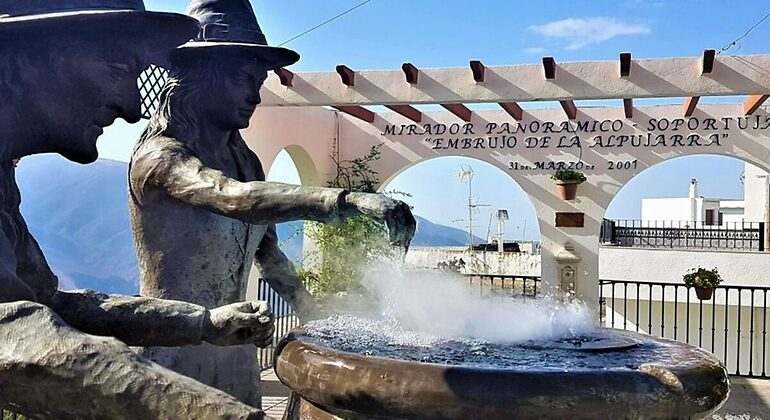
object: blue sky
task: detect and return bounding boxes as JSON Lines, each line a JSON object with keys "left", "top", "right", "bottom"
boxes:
{"left": 96, "top": 0, "right": 767, "bottom": 240}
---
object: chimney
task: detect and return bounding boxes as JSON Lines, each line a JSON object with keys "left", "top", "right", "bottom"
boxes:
{"left": 689, "top": 178, "right": 699, "bottom": 225}
{"left": 689, "top": 178, "right": 699, "bottom": 198}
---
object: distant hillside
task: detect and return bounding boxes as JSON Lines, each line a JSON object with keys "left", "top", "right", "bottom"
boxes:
{"left": 411, "top": 215, "right": 482, "bottom": 247}
{"left": 16, "top": 155, "right": 481, "bottom": 295}
{"left": 16, "top": 155, "right": 138, "bottom": 294}
{"left": 274, "top": 216, "right": 480, "bottom": 262}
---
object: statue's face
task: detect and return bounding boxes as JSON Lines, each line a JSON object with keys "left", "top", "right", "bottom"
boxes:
{"left": 32, "top": 37, "right": 151, "bottom": 163}
{"left": 205, "top": 57, "right": 268, "bottom": 130}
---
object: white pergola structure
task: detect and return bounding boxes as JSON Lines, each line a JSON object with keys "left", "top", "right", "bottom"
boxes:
{"left": 243, "top": 51, "right": 770, "bottom": 306}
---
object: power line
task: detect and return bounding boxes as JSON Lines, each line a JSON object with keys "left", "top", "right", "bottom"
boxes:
{"left": 278, "top": 0, "right": 373, "bottom": 47}
{"left": 718, "top": 11, "right": 770, "bottom": 54}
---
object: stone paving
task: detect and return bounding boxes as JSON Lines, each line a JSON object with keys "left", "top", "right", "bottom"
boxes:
{"left": 261, "top": 369, "right": 290, "bottom": 419}
{"left": 715, "top": 377, "right": 770, "bottom": 419}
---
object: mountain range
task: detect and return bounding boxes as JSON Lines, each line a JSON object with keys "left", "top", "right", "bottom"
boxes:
{"left": 15, "top": 155, "right": 479, "bottom": 295}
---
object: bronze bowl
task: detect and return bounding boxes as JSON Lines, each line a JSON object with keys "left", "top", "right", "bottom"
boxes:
{"left": 274, "top": 325, "right": 729, "bottom": 420}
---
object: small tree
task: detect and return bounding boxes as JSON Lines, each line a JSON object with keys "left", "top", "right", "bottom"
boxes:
{"left": 300, "top": 145, "right": 398, "bottom": 296}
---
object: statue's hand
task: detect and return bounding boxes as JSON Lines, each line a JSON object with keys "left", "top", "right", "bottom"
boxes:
{"left": 203, "top": 301, "right": 274, "bottom": 347}
{"left": 343, "top": 192, "right": 416, "bottom": 250}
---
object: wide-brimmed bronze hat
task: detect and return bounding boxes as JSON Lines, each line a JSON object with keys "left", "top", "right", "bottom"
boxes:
{"left": 174, "top": 0, "right": 300, "bottom": 70}
{"left": 0, "top": 1, "right": 198, "bottom": 49}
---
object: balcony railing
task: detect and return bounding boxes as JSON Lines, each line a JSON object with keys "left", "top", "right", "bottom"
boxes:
{"left": 601, "top": 219, "right": 765, "bottom": 251}
{"left": 256, "top": 279, "right": 299, "bottom": 371}
{"left": 466, "top": 274, "right": 542, "bottom": 298}
{"left": 600, "top": 279, "right": 770, "bottom": 378}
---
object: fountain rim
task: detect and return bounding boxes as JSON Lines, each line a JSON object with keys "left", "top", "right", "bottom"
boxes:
{"left": 274, "top": 327, "right": 730, "bottom": 420}
{"left": 275, "top": 326, "right": 723, "bottom": 374}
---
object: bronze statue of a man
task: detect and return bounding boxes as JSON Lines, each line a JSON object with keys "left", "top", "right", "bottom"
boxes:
{"left": 0, "top": 2, "right": 282, "bottom": 418}
{"left": 128, "top": 0, "right": 416, "bottom": 403}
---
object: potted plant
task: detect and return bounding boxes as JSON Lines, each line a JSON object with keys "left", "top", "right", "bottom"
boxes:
{"left": 551, "top": 169, "right": 587, "bottom": 200}
{"left": 682, "top": 267, "right": 723, "bottom": 300}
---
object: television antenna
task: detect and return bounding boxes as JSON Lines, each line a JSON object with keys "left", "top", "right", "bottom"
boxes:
{"left": 457, "top": 166, "right": 489, "bottom": 261}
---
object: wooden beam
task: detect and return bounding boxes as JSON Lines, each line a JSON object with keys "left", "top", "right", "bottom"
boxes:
{"left": 619, "top": 52, "right": 631, "bottom": 77}
{"left": 441, "top": 103, "right": 472, "bottom": 122}
{"left": 743, "top": 95, "right": 769, "bottom": 115}
{"left": 385, "top": 104, "right": 422, "bottom": 123}
{"left": 543, "top": 56, "right": 556, "bottom": 80}
{"left": 332, "top": 105, "right": 374, "bottom": 123}
{"left": 560, "top": 100, "right": 577, "bottom": 120}
{"left": 623, "top": 98, "right": 633, "bottom": 118}
{"left": 498, "top": 102, "right": 523, "bottom": 120}
{"left": 470, "top": 60, "right": 485, "bottom": 82}
{"left": 402, "top": 62, "right": 419, "bottom": 84}
{"left": 274, "top": 68, "right": 294, "bottom": 87}
{"left": 702, "top": 49, "right": 716, "bottom": 74}
{"left": 683, "top": 96, "right": 699, "bottom": 117}
{"left": 260, "top": 54, "right": 770, "bottom": 107}
{"left": 335, "top": 64, "right": 355, "bottom": 86}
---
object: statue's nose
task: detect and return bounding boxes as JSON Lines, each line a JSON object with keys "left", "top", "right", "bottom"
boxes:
{"left": 119, "top": 83, "right": 143, "bottom": 124}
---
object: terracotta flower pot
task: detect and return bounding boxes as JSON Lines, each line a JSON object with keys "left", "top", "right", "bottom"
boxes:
{"left": 555, "top": 181, "right": 579, "bottom": 200}
{"left": 695, "top": 286, "right": 714, "bottom": 300}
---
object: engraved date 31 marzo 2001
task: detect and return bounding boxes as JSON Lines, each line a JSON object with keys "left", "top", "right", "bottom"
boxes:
{"left": 508, "top": 160, "right": 639, "bottom": 171}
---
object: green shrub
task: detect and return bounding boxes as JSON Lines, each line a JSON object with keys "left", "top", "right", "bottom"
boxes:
{"left": 551, "top": 169, "right": 586, "bottom": 183}
{"left": 299, "top": 144, "right": 403, "bottom": 297}
{"left": 300, "top": 216, "right": 393, "bottom": 296}
{"left": 682, "top": 267, "right": 723, "bottom": 288}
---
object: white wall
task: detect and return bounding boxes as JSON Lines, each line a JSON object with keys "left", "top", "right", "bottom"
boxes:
{"left": 641, "top": 198, "right": 694, "bottom": 224}
{"left": 641, "top": 198, "right": 748, "bottom": 227}
{"left": 720, "top": 207, "right": 745, "bottom": 225}
{"left": 744, "top": 162, "right": 769, "bottom": 223}
{"left": 405, "top": 247, "right": 541, "bottom": 277}
{"left": 600, "top": 247, "right": 770, "bottom": 288}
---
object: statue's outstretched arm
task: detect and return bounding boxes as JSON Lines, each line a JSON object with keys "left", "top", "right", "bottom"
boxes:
{"left": 254, "top": 224, "right": 317, "bottom": 321}
{"left": 50, "top": 290, "right": 275, "bottom": 347}
{"left": 0, "top": 301, "right": 267, "bottom": 420}
{"left": 50, "top": 290, "right": 208, "bottom": 346}
{"left": 131, "top": 143, "right": 348, "bottom": 225}
{"left": 132, "top": 141, "right": 416, "bottom": 248}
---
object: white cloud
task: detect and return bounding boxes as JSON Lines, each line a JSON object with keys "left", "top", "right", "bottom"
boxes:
{"left": 529, "top": 17, "right": 651, "bottom": 50}
{"left": 523, "top": 47, "right": 546, "bottom": 55}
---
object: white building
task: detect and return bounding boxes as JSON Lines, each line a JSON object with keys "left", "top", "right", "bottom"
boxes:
{"left": 639, "top": 163, "right": 768, "bottom": 227}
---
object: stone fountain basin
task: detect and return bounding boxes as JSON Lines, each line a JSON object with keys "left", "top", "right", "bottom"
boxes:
{"left": 274, "top": 328, "right": 729, "bottom": 420}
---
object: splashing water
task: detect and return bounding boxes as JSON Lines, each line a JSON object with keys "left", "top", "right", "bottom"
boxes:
{"left": 360, "top": 264, "right": 596, "bottom": 343}
{"left": 312, "top": 259, "right": 597, "bottom": 345}
{"left": 300, "top": 261, "right": 694, "bottom": 369}
{"left": 303, "top": 314, "right": 681, "bottom": 370}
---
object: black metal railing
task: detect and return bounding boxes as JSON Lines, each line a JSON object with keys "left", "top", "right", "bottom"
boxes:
{"left": 256, "top": 278, "right": 299, "bottom": 371}
{"left": 600, "top": 279, "right": 770, "bottom": 378}
{"left": 466, "top": 274, "right": 542, "bottom": 298}
{"left": 600, "top": 219, "right": 765, "bottom": 251}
